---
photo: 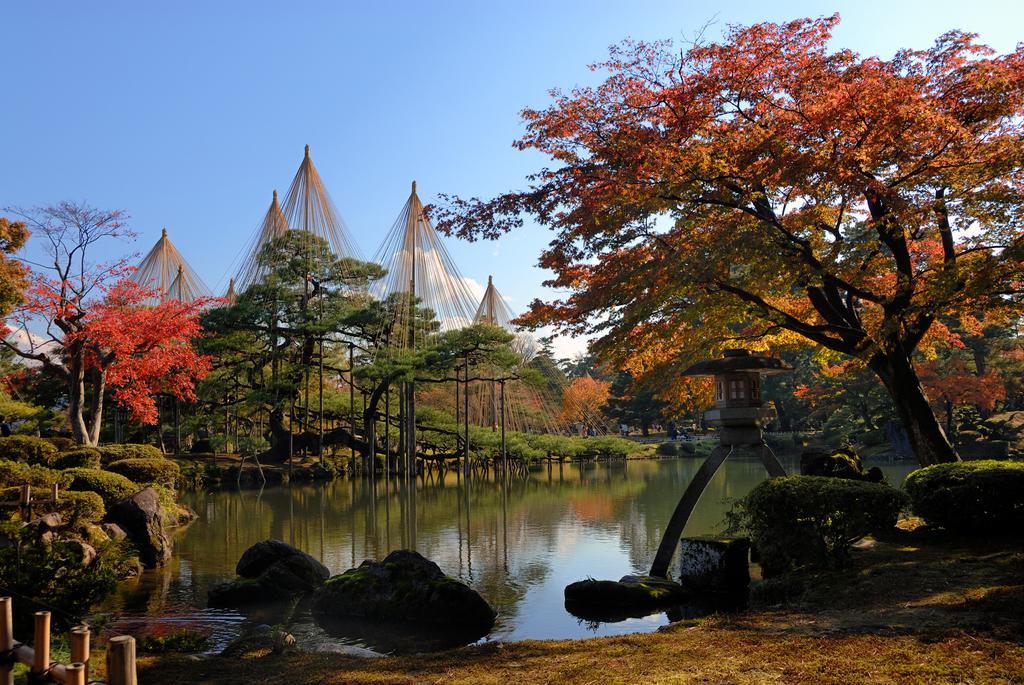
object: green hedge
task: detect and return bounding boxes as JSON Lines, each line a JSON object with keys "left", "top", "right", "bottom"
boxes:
{"left": 50, "top": 490, "right": 106, "bottom": 526}
{"left": 105, "top": 458, "right": 181, "bottom": 486}
{"left": 0, "top": 436, "right": 58, "bottom": 465}
{"left": 737, "top": 475, "right": 907, "bottom": 577}
{"left": 904, "top": 460, "right": 1024, "bottom": 533}
{"left": 0, "top": 459, "right": 71, "bottom": 490}
{"left": 98, "top": 443, "right": 164, "bottom": 465}
{"left": 50, "top": 448, "right": 102, "bottom": 470}
{"left": 64, "top": 468, "right": 139, "bottom": 508}
{"left": 656, "top": 441, "right": 679, "bottom": 456}
{"left": 44, "top": 437, "right": 77, "bottom": 452}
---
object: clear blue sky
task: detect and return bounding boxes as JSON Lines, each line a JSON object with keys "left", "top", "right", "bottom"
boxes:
{"left": 3, "top": 1, "right": 1021, "bottom": 358}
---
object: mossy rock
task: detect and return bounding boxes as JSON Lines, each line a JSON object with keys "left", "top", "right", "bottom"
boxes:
{"left": 312, "top": 550, "right": 495, "bottom": 635}
{"left": 209, "top": 540, "right": 329, "bottom": 607}
{"left": 564, "top": 575, "right": 687, "bottom": 613}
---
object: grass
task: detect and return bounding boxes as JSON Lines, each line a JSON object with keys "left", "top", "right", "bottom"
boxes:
{"left": 137, "top": 524, "right": 1024, "bottom": 685}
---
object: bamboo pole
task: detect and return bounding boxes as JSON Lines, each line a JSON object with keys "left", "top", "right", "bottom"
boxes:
{"left": 1, "top": 597, "right": 12, "bottom": 685}
{"left": 65, "top": 663, "right": 85, "bottom": 685}
{"left": 106, "top": 635, "right": 137, "bottom": 685}
{"left": 70, "top": 626, "right": 89, "bottom": 681}
{"left": 32, "top": 612, "right": 49, "bottom": 679}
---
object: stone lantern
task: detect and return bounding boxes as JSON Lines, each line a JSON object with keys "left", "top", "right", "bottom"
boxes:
{"left": 649, "top": 349, "right": 793, "bottom": 578}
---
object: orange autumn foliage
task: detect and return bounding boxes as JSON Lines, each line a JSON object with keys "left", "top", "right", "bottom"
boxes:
{"left": 435, "top": 16, "right": 1024, "bottom": 465}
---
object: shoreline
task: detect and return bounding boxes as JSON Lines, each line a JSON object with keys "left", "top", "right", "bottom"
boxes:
{"left": 136, "top": 525, "right": 1024, "bottom": 684}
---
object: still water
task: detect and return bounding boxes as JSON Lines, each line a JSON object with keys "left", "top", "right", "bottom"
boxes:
{"left": 96, "top": 455, "right": 915, "bottom": 654}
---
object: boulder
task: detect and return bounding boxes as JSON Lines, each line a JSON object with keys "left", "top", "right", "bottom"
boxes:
{"left": 102, "top": 523, "right": 128, "bottom": 541}
{"left": 104, "top": 487, "right": 171, "bottom": 568}
{"left": 67, "top": 539, "right": 98, "bottom": 568}
{"left": 24, "top": 512, "right": 63, "bottom": 536}
{"left": 678, "top": 537, "right": 750, "bottom": 594}
{"left": 208, "top": 539, "right": 329, "bottom": 607}
{"left": 312, "top": 550, "right": 495, "bottom": 635}
{"left": 800, "top": 448, "right": 883, "bottom": 482}
{"left": 564, "top": 575, "right": 687, "bottom": 618}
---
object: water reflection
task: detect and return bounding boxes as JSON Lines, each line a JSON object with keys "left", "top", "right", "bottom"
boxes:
{"left": 96, "top": 456, "right": 915, "bottom": 653}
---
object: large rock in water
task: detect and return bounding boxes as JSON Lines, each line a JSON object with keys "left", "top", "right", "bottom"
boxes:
{"left": 208, "top": 539, "right": 329, "bottom": 607}
{"left": 564, "top": 575, "right": 687, "bottom": 621}
{"left": 104, "top": 487, "right": 171, "bottom": 568}
{"left": 312, "top": 550, "right": 495, "bottom": 635}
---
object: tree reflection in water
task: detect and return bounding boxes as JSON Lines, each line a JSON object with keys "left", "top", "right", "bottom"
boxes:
{"left": 95, "top": 456, "right": 915, "bottom": 653}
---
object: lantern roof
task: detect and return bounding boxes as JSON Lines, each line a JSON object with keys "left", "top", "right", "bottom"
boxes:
{"left": 681, "top": 349, "right": 792, "bottom": 377}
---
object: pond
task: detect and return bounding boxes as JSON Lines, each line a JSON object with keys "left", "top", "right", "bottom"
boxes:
{"left": 95, "top": 454, "right": 916, "bottom": 655}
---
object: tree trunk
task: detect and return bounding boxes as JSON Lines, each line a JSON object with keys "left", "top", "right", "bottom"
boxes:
{"left": 869, "top": 351, "right": 959, "bottom": 466}
{"left": 87, "top": 368, "right": 106, "bottom": 447}
{"left": 68, "top": 358, "right": 90, "bottom": 445}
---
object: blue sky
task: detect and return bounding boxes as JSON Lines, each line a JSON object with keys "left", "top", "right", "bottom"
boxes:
{"left": 3, "top": 1, "right": 1021, "bottom": 358}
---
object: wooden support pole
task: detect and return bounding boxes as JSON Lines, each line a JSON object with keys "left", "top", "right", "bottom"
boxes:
{"left": 32, "top": 612, "right": 49, "bottom": 679}
{"left": 349, "top": 343, "right": 356, "bottom": 467}
{"left": 50, "top": 483, "right": 58, "bottom": 504}
{"left": 70, "top": 626, "right": 89, "bottom": 681}
{"left": 500, "top": 379, "right": 507, "bottom": 471}
{"left": 1, "top": 597, "right": 12, "bottom": 685}
{"left": 463, "top": 364, "right": 470, "bottom": 479}
{"left": 19, "top": 485, "right": 30, "bottom": 520}
{"left": 106, "top": 635, "right": 137, "bottom": 685}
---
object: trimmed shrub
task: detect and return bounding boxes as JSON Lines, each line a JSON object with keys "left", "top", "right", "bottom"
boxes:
{"left": 105, "top": 458, "right": 181, "bottom": 486}
{"left": 678, "top": 441, "right": 697, "bottom": 456}
{"left": 64, "top": 468, "right": 139, "bottom": 508}
{"left": 904, "top": 460, "right": 1024, "bottom": 533}
{"left": 656, "top": 441, "right": 679, "bottom": 456}
{"left": 0, "top": 436, "right": 58, "bottom": 466}
{"left": 48, "top": 490, "right": 106, "bottom": 526}
{"left": 0, "top": 459, "right": 71, "bottom": 490}
{"left": 580, "top": 436, "right": 633, "bottom": 460}
{"left": 735, "top": 475, "right": 907, "bottom": 577}
{"left": 98, "top": 443, "right": 163, "bottom": 465}
{"left": 44, "top": 437, "right": 77, "bottom": 452}
{"left": 50, "top": 448, "right": 102, "bottom": 470}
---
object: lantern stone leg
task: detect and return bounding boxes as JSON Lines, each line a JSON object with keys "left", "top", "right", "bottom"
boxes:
{"left": 648, "top": 349, "right": 793, "bottom": 580}
{"left": 649, "top": 444, "right": 732, "bottom": 578}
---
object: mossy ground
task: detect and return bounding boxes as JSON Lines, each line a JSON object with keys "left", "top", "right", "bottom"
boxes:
{"left": 138, "top": 523, "right": 1023, "bottom": 684}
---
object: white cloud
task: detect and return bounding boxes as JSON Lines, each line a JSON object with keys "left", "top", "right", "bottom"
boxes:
{"left": 5, "top": 329, "right": 62, "bottom": 368}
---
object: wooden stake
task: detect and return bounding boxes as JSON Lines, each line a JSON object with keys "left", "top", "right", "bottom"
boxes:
{"left": 32, "top": 612, "right": 49, "bottom": 678}
{"left": 50, "top": 483, "right": 59, "bottom": 504}
{"left": 1, "top": 597, "right": 13, "bottom": 685}
{"left": 18, "top": 485, "right": 30, "bottom": 520}
{"left": 106, "top": 635, "right": 137, "bottom": 685}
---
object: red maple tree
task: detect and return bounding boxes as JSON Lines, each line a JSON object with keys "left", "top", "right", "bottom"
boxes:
{"left": 2, "top": 203, "right": 212, "bottom": 445}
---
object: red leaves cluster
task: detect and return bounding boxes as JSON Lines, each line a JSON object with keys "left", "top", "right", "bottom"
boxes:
{"left": 74, "top": 279, "right": 213, "bottom": 424}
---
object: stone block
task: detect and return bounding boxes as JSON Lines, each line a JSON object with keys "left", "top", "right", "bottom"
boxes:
{"left": 678, "top": 537, "right": 750, "bottom": 594}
